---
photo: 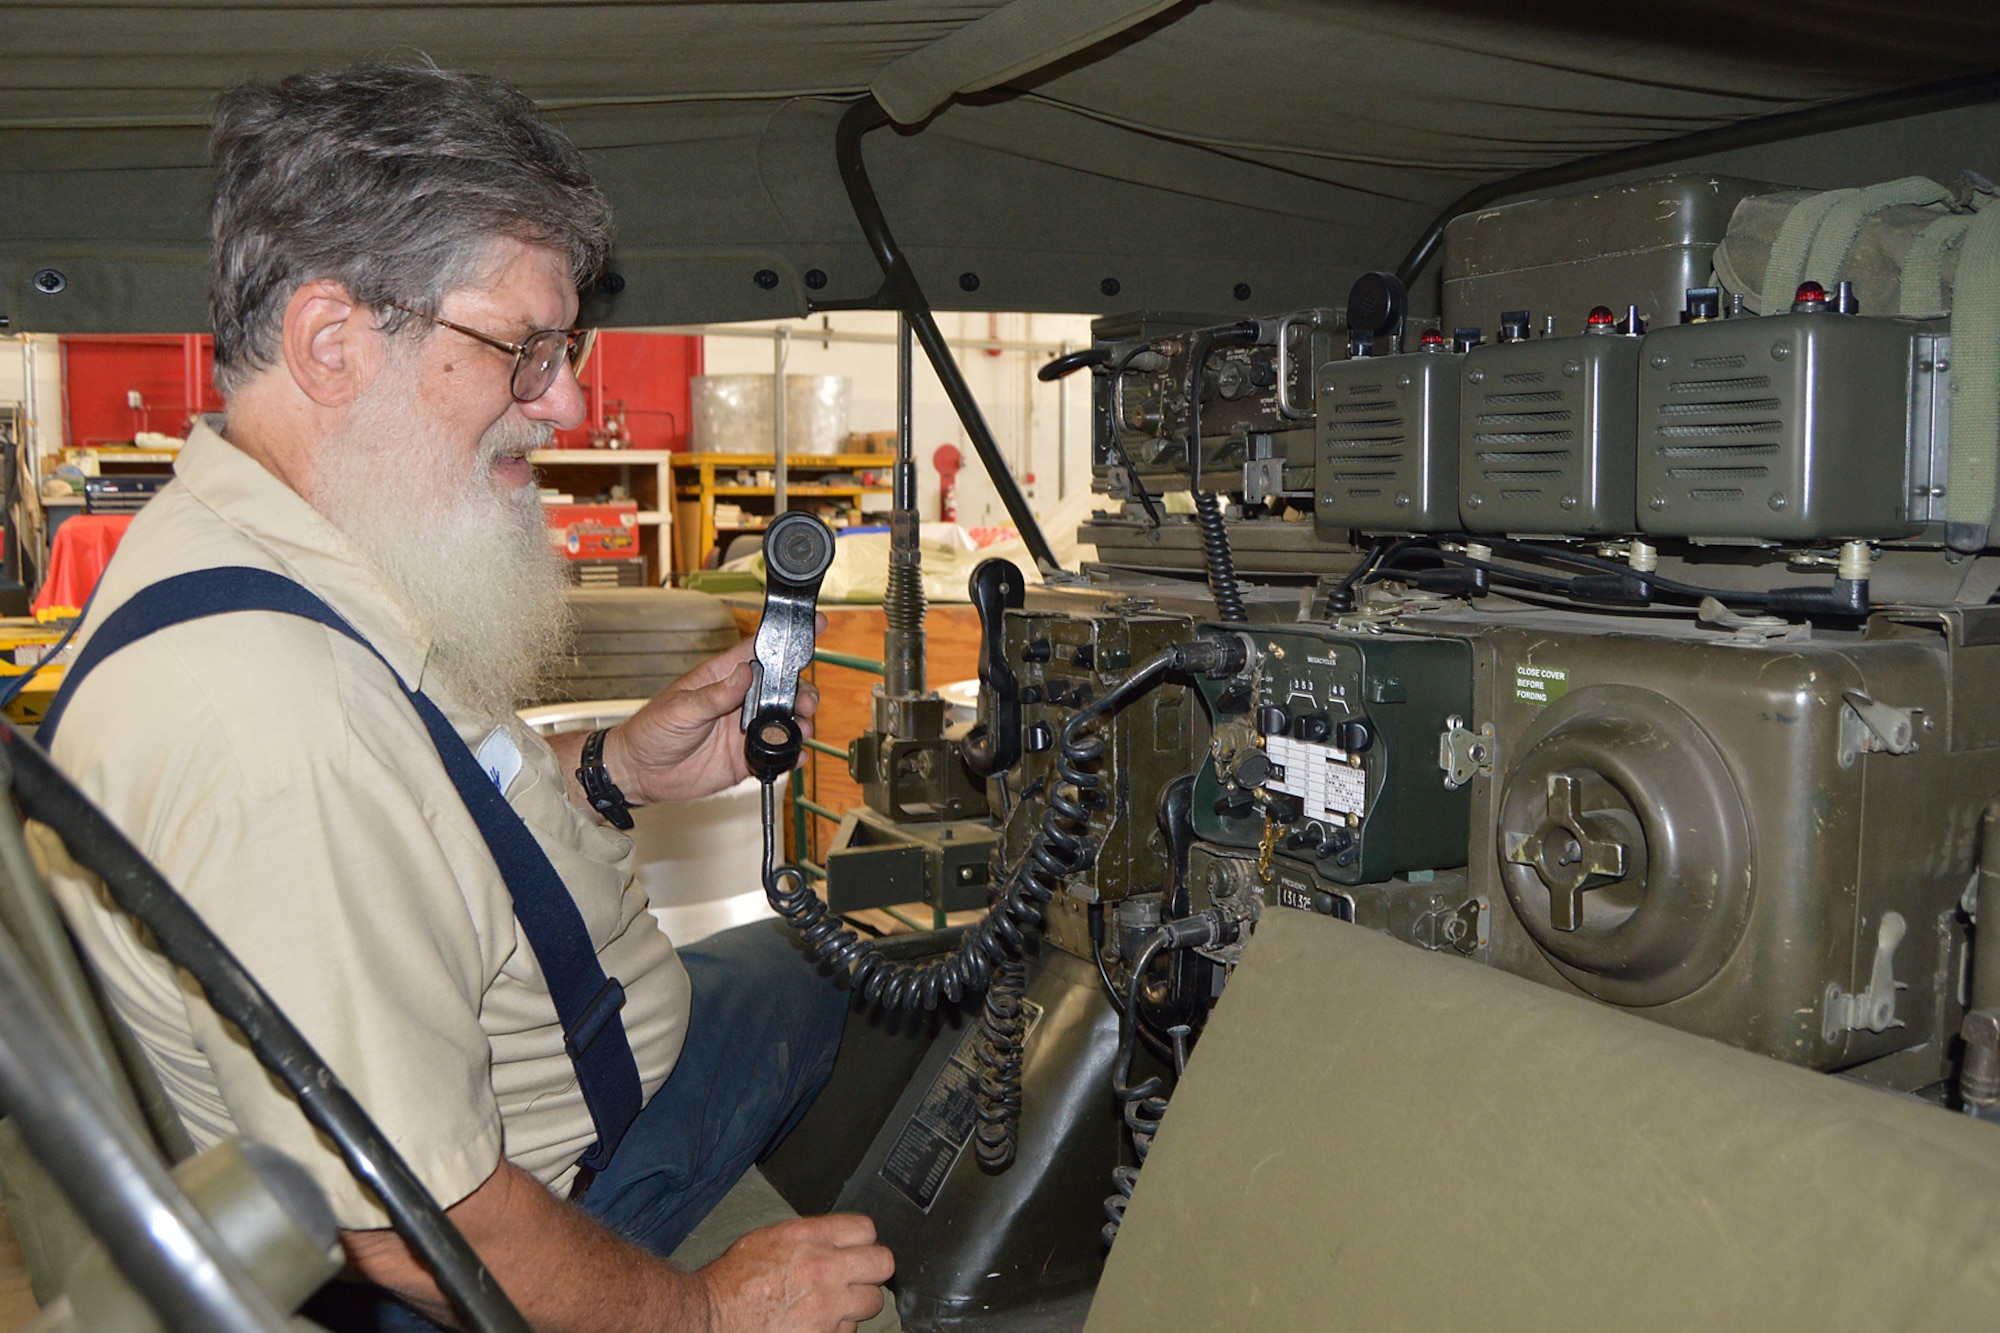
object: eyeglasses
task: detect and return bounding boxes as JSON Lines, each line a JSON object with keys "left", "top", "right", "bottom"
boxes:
{"left": 382, "top": 301, "right": 596, "bottom": 403}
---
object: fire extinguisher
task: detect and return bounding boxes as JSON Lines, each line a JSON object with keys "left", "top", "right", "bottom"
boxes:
{"left": 933, "top": 444, "right": 962, "bottom": 522}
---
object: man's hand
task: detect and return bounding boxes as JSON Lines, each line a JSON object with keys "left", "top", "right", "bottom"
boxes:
{"left": 700, "top": 1215, "right": 895, "bottom": 1333}
{"left": 554, "top": 616, "right": 825, "bottom": 811}
{"left": 342, "top": 1160, "right": 894, "bottom": 1333}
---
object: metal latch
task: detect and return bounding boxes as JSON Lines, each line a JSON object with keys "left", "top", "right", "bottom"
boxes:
{"left": 1411, "top": 896, "right": 1487, "bottom": 956}
{"left": 1837, "top": 690, "right": 1922, "bottom": 768}
{"left": 1438, "top": 715, "right": 1493, "bottom": 790}
{"left": 1823, "top": 911, "right": 1908, "bottom": 1038}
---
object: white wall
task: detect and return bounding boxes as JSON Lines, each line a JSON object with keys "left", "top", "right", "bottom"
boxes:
{"left": 698, "top": 311, "right": 1095, "bottom": 530}
{"left": 0, "top": 335, "right": 65, "bottom": 478}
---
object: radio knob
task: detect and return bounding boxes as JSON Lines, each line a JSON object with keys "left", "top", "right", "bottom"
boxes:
{"left": 1257, "top": 704, "right": 1292, "bottom": 736}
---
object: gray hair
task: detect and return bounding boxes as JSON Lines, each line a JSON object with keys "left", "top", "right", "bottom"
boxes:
{"left": 208, "top": 61, "right": 613, "bottom": 394}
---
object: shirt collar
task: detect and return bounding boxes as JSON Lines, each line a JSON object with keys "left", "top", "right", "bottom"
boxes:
{"left": 173, "top": 416, "right": 437, "bottom": 692}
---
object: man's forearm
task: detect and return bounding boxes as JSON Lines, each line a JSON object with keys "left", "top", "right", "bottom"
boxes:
{"left": 341, "top": 1161, "right": 714, "bottom": 1333}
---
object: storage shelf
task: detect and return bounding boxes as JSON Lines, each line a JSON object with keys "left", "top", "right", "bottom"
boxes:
{"left": 530, "top": 449, "right": 678, "bottom": 465}
{"left": 685, "top": 484, "right": 887, "bottom": 498}
{"left": 527, "top": 450, "right": 672, "bottom": 584}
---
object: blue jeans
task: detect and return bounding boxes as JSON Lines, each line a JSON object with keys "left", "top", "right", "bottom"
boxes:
{"left": 305, "top": 919, "right": 848, "bottom": 1331}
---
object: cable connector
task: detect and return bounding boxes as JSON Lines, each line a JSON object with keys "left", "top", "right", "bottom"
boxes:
{"left": 1170, "top": 635, "right": 1250, "bottom": 679}
{"left": 1156, "top": 909, "right": 1239, "bottom": 952}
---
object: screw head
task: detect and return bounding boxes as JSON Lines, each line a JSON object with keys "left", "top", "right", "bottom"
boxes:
{"left": 1768, "top": 492, "right": 1788, "bottom": 511}
{"left": 1232, "top": 282, "right": 1253, "bottom": 302}
{"left": 31, "top": 269, "right": 65, "bottom": 295}
{"left": 1396, "top": 373, "right": 1412, "bottom": 389}
{"left": 1649, "top": 493, "right": 1669, "bottom": 511}
{"left": 1393, "top": 492, "right": 1411, "bottom": 508}
{"left": 1467, "top": 368, "right": 1485, "bottom": 384}
{"left": 1650, "top": 353, "right": 1669, "bottom": 370}
{"left": 1770, "top": 341, "right": 1791, "bottom": 360}
{"left": 804, "top": 268, "right": 829, "bottom": 290}
{"left": 1559, "top": 493, "right": 1578, "bottom": 510}
{"left": 1465, "top": 493, "right": 1484, "bottom": 509}
{"left": 1562, "top": 359, "right": 1581, "bottom": 377}
{"left": 1100, "top": 277, "right": 1121, "bottom": 297}
{"left": 596, "top": 271, "right": 626, "bottom": 296}
{"left": 752, "top": 268, "right": 780, "bottom": 291}
{"left": 957, "top": 271, "right": 980, "bottom": 293}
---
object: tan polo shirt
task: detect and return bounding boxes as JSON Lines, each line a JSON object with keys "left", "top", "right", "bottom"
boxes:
{"left": 35, "top": 419, "right": 689, "bottom": 1228}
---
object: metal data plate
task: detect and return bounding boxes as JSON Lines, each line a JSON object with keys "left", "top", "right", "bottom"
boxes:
{"left": 1635, "top": 313, "right": 1927, "bottom": 541}
{"left": 1314, "top": 351, "right": 1463, "bottom": 535}
{"left": 1459, "top": 333, "right": 1641, "bottom": 536}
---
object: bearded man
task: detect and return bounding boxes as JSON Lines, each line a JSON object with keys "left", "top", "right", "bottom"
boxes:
{"left": 37, "top": 62, "right": 892, "bottom": 1332}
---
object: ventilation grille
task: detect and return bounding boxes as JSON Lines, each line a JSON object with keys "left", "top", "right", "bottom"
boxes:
{"left": 1650, "top": 370, "right": 1788, "bottom": 496}
{"left": 1321, "top": 390, "right": 1407, "bottom": 489}
{"left": 1468, "top": 377, "right": 1577, "bottom": 502}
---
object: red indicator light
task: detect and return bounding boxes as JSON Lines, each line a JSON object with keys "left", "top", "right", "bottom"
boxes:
{"left": 1795, "top": 281, "right": 1826, "bottom": 303}
{"left": 1587, "top": 306, "right": 1615, "bottom": 326}
{"left": 1419, "top": 327, "right": 1446, "bottom": 346}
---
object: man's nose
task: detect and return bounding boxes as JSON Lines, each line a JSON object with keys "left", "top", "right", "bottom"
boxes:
{"left": 521, "top": 358, "right": 588, "bottom": 431}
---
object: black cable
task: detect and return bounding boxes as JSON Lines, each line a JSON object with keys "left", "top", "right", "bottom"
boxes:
{"left": 971, "top": 957, "right": 1026, "bottom": 1172}
{"left": 1102, "top": 344, "right": 1164, "bottom": 527}
{"left": 758, "top": 641, "right": 1241, "bottom": 1014}
{"left": 0, "top": 725, "right": 529, "bottom": 1333}
{"left": 1102, "top": 932, "right": 1168, "bottom": 1247}
{"left": 1182, "top": 324, "right": 1260, "bottom": 623}
{"left": 1357, "top": 533, "right": 1866, "bottom": 615}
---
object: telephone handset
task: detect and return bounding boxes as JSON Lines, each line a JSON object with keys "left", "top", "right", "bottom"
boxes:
{"left": 741, "top": 511, "right": 836, "bottom": 781}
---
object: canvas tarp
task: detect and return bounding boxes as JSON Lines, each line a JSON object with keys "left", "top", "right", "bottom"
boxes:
{"left": 3, "top": 1, "right": 1998, "bottom": 332}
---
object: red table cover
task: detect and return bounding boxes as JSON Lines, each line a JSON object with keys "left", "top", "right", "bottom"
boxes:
{"left": 33, "top": 513, "right": 133, "bottom": 618}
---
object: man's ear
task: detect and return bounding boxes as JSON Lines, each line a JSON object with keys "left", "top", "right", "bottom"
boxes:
{"left": 281, "top": 279, "right": 382, "bottom": 407}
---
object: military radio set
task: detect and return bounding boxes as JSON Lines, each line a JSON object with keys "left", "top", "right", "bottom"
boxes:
{"left": 740, "top": 172, "right": 2000, "bottom": 1329}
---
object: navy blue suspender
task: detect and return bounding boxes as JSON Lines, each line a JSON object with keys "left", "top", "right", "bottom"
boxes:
{"left": 39, "top": 566, "right": 641, "bottom": 1172}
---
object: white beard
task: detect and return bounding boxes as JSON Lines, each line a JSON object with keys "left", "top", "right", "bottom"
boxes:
{"left": 310, "top": 382, "right": 571, "bottom": 723}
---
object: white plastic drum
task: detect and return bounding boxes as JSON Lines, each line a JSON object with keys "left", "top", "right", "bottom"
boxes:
{"left": 518, "top": 701, "right": 779, "bottom": 946}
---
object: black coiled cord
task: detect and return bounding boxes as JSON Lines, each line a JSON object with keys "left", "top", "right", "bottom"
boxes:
{"left": 1194, "top": 490, "right": 1247, "bottom": 623}
{"left": 1182, "top": 322, "right": 1259, "bottom": 625}
{"left": 972, "top": 957, "right": 1027, "bottom": 1172}
{"left": 1102, "top": 933, "right": 1169, "bottom": 1246}
{"left": 758, "top": 649, "right": 1197, "bottom": 1012}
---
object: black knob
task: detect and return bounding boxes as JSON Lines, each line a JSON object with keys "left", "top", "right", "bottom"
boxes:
{"left": 1683, "top": 287, "right": 1721, "bottom": 322}
{"left": 1316, "top": 826, "right": 1354, "bottom": 858}
{"left": 1215, "top": 680, "right": 1253, "bottom": 714}
{"left": 1248, "top": 353, "right": 1277, "bottom": 389}
{"left": 1285, "top": 825, "right": 1326, "bottom": 852}
{"left": 1267, "top": 794, "right": 1303, "bottom": 822}
{"left": 1025, "top": 721, "right": 1053, "bottom": 753}
{"left": 1336, "top": 718, "right": 1374, "bottom": 753}
{"left": 1234, "top": 753, "right": 1273, "bottom": 788}
{"left": 1333, "top": 848, "right": 1358, "bottom": 868}
{"left": 1452, "top": 327, "right": 1483, "bottom": 354}
{"left": 1499, "top": 310, "right": 1531, "bottom": 342}
{"left": 1257, "top": 704, "right": 1292, "bottom": 736}
{"left": 1020, "top": 685, "right": 1044, "bottom": 705}
{"left": 1214, "top": 788, "right": 1255, "bottom": 818}
{"left": 1293, "top": 714, "right": 1332, "bottom": 743}
{"left": 1023, "top": 638, "right": 1052, "bottom": 663}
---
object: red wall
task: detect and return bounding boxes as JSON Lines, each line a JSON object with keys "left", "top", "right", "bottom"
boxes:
{"left": 62, "top": 335, "right": 222, "bottom": 449}
{"left": 552, "top": 331, "right": 702, "bottom": 451}
{"left": 61, "top": 330, "right": 700, "bottom": 452}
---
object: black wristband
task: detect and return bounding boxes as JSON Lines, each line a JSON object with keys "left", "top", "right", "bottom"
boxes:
{"left": 576, "top": 728, "right": 635, "bottom": 830}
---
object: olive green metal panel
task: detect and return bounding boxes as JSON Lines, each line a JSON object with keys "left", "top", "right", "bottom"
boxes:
{"left": 1088, "top": 910, "right": 2000, "bottom": 1333}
